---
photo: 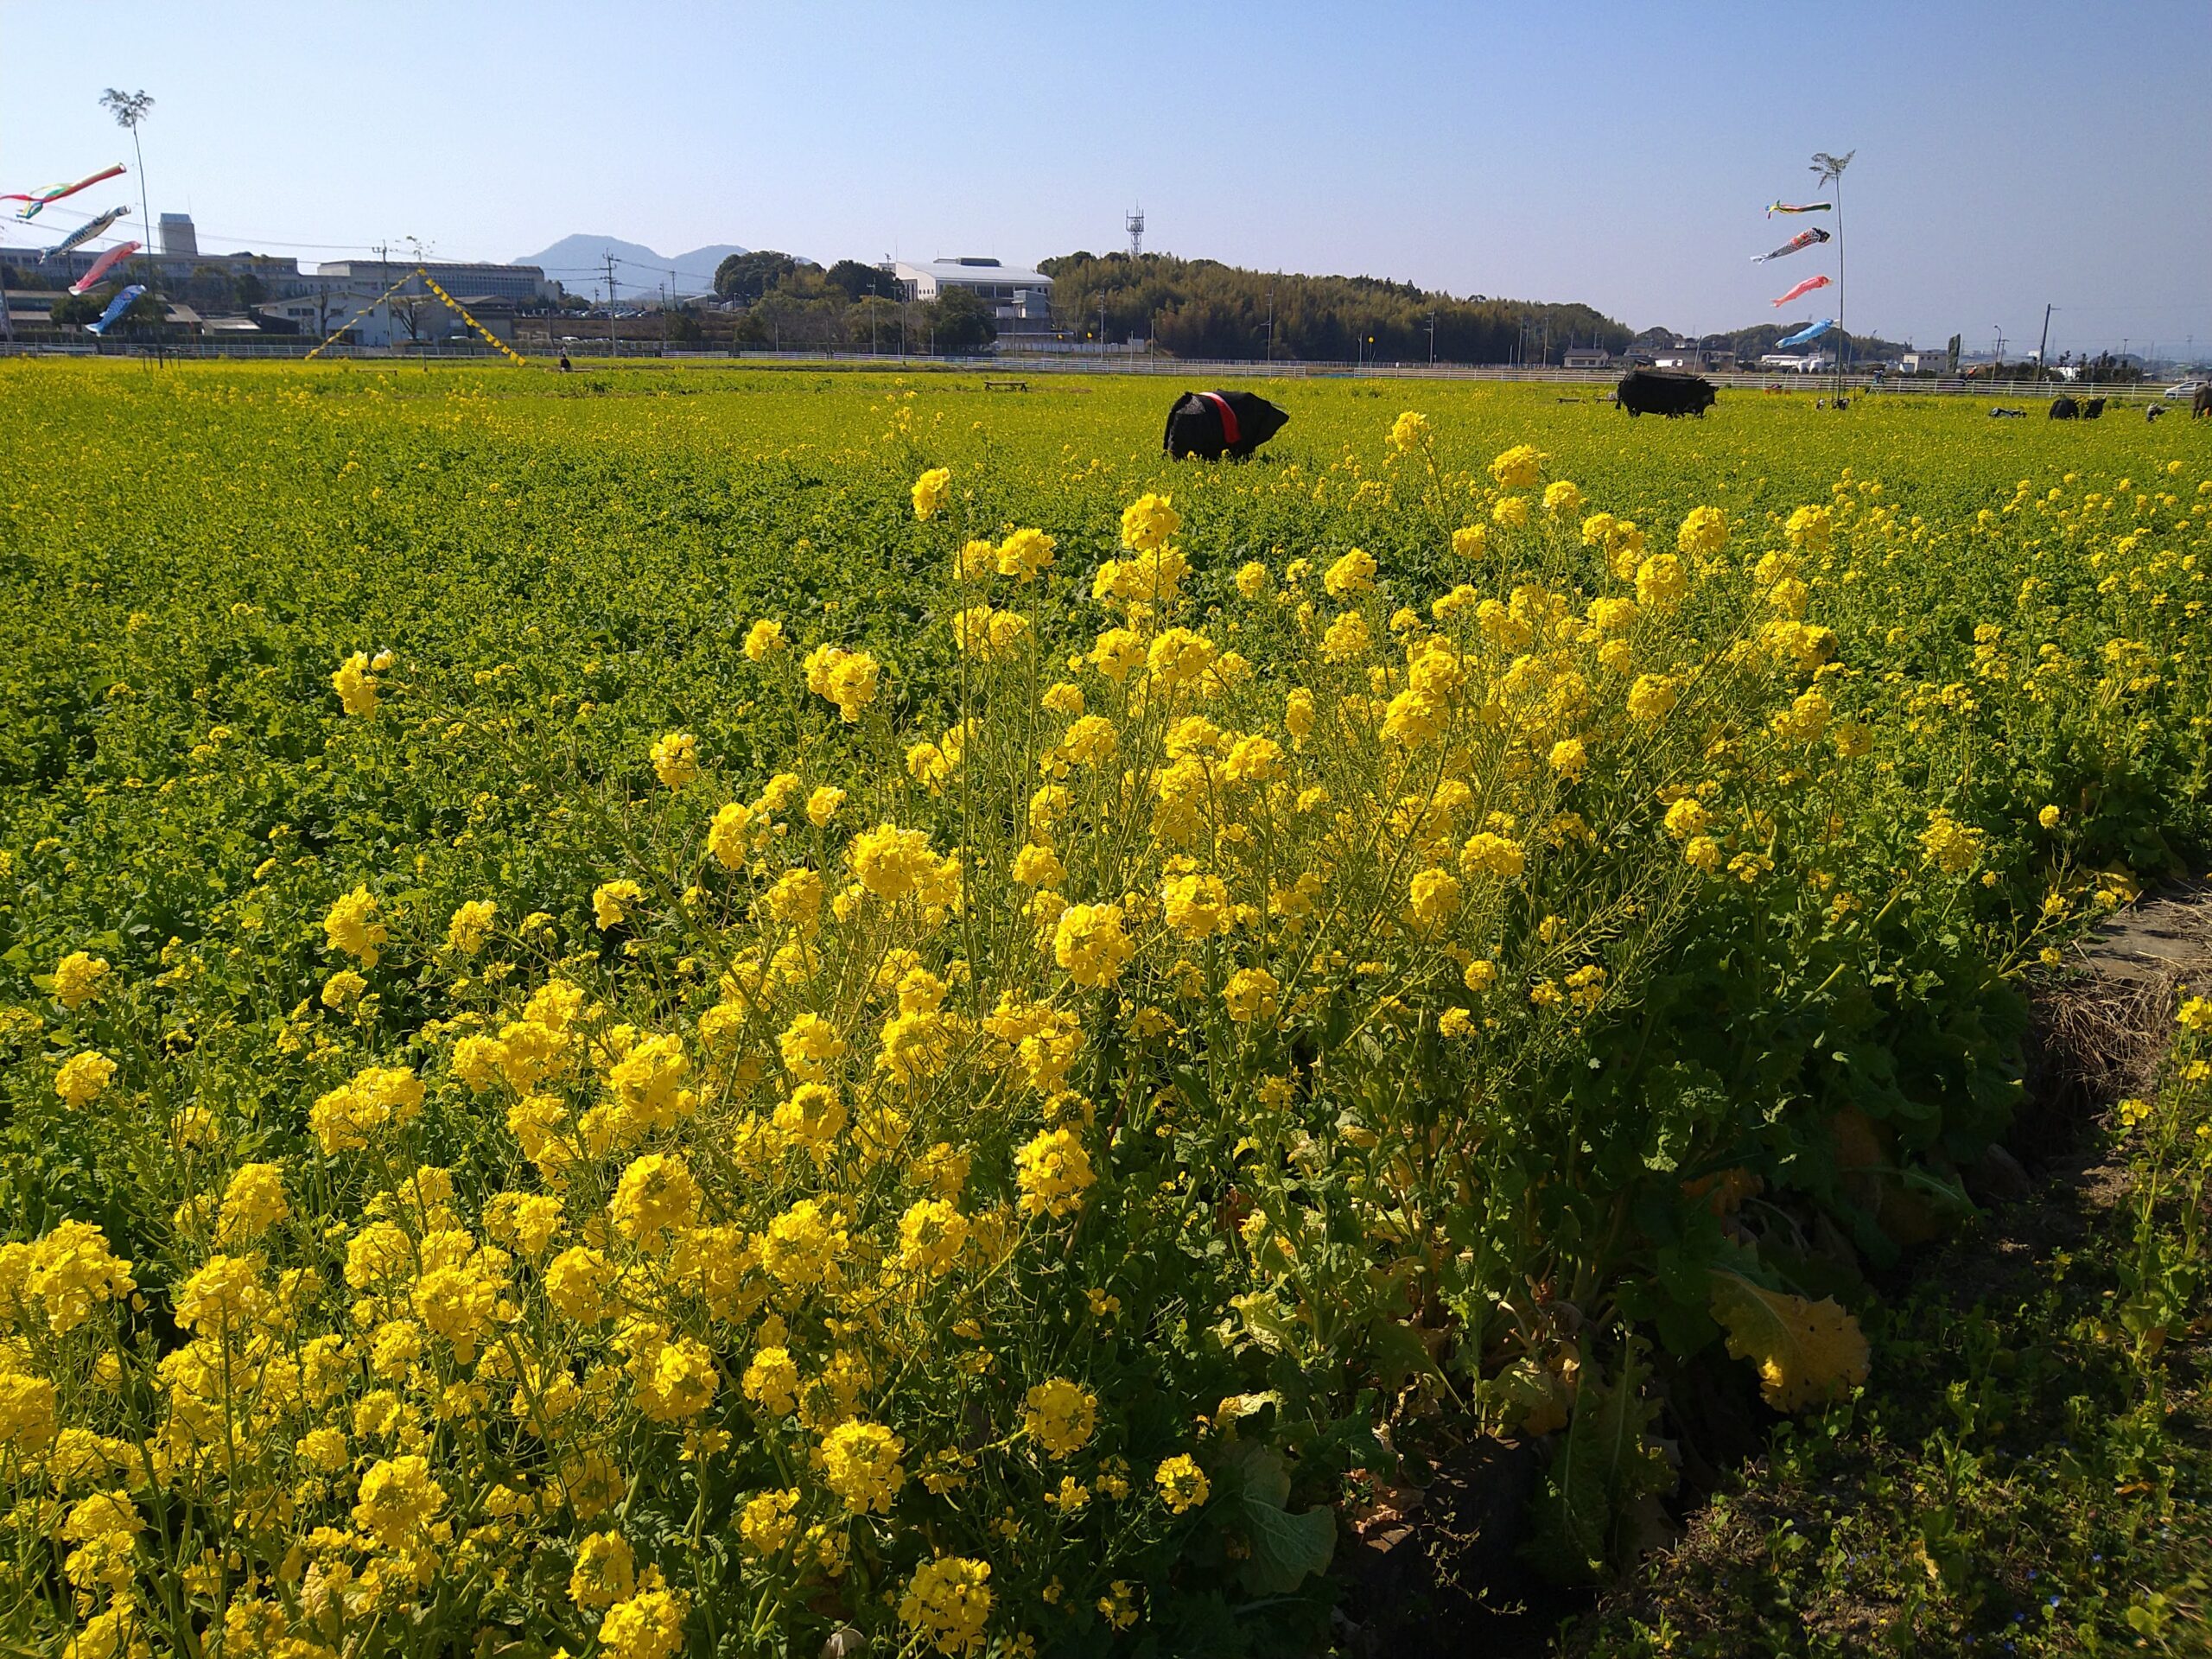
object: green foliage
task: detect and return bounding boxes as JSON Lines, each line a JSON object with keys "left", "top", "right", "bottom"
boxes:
{"left": 822, "top": 258, "right": 895, "bottom": 302}
{"left": 0, "top": 365, "right": 2205, "bottom": 1655}
{"left": 1572, "top": 1007, "right": 2212, "bottom": 1655}
{"left": 1037, "top": 250, "right": 1631, "bottom": 359}
{"left": 714, "top": 248, "right": 799, "bottom": 302}
{"left": 930, "top": 284, "right": 996, "bottom": 353}
{"left": 1531, "top": 1339, "right": 1675, "bottom": 1582}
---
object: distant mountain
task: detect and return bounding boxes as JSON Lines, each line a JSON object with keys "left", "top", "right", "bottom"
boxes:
{"left": 513, "top": 235, "right": 752, "bottom": 299}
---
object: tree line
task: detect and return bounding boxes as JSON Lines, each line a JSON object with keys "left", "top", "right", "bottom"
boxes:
{"left": 709, "top": 251, "right": 997, "bottom": 353}
{"left": 697, "top": 248, "right": 1636, "bottom": 363}
{"left": 1039, "top": 251, "right": 1634, "bottom": 363}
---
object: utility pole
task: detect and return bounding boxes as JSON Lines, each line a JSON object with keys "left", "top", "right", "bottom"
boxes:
{"left": 374, "top": 241, "right": 390, "bottom": 353}
{"left": 1265, "top": 283, "right": 1275, "bottom": 363}
{"left": 603, "top": 252, "right": 618, "bottom": 359}
{"left": 1427, "top": 309, "right": 1437, "bottom": 365}
{"left": 1811, "top": 149, "right": 1853, "bottom": 401}
{"left": 2036, "top": 303, "right": 2053, "bottom": 388}
{"left": 99, "top": 90, "right": 157, "bottom": 314}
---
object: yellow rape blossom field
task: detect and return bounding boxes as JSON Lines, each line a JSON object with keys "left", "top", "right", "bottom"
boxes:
{"left": 1, "top": 360, "right": 2208, "bottom": 1657}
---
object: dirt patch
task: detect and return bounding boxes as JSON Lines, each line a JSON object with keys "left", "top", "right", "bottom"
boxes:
{"left": 2020, "top": 881, "right": 2212, "bottom": 1160}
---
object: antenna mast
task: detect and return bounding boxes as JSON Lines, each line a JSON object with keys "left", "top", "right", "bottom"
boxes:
{"left": 1125, "top": 207, "right": 1145, "bottom": 257}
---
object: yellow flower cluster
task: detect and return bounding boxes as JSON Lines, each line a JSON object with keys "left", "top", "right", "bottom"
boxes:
{"left": 15, "top": 383, "right": 2199, "bottom": 1657}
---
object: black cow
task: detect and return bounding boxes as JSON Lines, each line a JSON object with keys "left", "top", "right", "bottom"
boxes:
{"left": 1616, "top": 370, "right": 1716, "bottom": 418}
{"left": 1163, "top": 390, "right": 1290, "bottom": 460}
{"left": 2049, "top": 395, "right": 2079, "bottom": 419}
{"left": 1989, "top": 407, "right": 2028, "bottom": 419}
{"left": 2147, "top": 404, "right": 2166, "bottom": 423}
{"left": 2196, "top": 385, "right": 2212, "bottom": 419}
{"left": 2082, "top": 397, "right": 2107, "bottom": 420}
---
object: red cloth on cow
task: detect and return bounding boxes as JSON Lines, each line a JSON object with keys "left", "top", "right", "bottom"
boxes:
{"left": 1198, "top": 392, "right": 1240, "bottom": 447}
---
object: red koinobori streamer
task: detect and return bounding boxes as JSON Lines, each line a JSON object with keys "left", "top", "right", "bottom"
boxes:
{"left": 1771, "top": 273, "right": 1832, "bottom": 308}
{"left": 69, "top": 242, "right": 142, "bottom": 296}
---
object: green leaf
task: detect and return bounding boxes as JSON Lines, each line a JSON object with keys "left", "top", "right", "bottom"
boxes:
{"left": 1368, "top": 1314, "right": 1446, "bottom": 1392}
{"left": 1218, "top": 1443, "right": 1335, "bottom": 1594}
{"left": 1529, "top": 1338, "right": 1674, "bottom": 1582}
{"left": 1238, "top": 1494, "right": 1336, "bottom": 1595}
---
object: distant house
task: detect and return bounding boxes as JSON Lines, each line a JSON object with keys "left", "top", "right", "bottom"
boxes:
{"left": 259, "top": 295, "right": 342, "bottom": 338}
{"left": 1562, "top": 346, "right": 1611, "bottom": 370}
{"left": 1637, "top": 340, "right": 1732, "bottom": 372}
{"left": 1898, "top": 350, "right": 1953, "bottom": 375}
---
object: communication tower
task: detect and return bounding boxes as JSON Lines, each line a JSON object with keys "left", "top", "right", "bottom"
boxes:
{"left": 1126, "top": 207, "right": 1145, "bottom": 257}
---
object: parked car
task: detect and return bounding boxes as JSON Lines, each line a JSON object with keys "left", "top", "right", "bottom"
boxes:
{"left": 2165, "top": 380, "right": 2204, "bottom": 399}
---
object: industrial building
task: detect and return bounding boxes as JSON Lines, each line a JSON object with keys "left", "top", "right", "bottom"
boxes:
{"left": 882, "top": 257, "right": 1053, "bottom": 326}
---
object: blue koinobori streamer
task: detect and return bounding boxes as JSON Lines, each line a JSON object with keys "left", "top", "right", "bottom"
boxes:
{"left": 85, "top": 283, "right": 146, "bottom": 336}
{"left": 1776, "top": 317, "right": 1837, "bottom": 348}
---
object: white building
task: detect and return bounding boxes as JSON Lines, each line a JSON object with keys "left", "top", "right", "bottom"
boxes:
{"left": 884, "top": 257, "right": 1052, "bottom": 325}
{"left": 257, "top": 284, "right": 517, "bottom": 347}
{"left": 1562, "top": 346, "right": 1611, "bottom": 370}
{"left": 311, "top": 260, "right": 554, "bottom": 305}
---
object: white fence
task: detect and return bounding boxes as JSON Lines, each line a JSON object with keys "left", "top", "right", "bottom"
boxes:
{"left": 0, "top": 336, "right": 2183, "bottom": 401}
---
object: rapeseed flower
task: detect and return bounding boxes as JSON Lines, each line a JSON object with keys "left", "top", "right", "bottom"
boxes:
{"left": 1489, "top": 444, "right": 1544, "bottom": 490}
{"left": 52, "top": 951, "right": 110, "bottom": 1010}
{"left": 332, "top": 651, "right": 379, "bottom": 715}
{"left": 900, "top": 1555, "right": 993, "bottom": 1656}
{"left": 650, "top": 731, "right": 700, "bottom": 789}
{"left": 323, "top": 886, "right": 388, "bottom": 965}
{"left": 819, "top": 1419, "right": 906, "bottom": 1513}
{"left": 744, "top": 618, "right": 786, "bottom": 660}
{"left": 1154, "top": 1453, "right": 1211, "bottom": 1513}
{"left": 54, "top": 1052, "right": 116, "bottom": 1108}
{"left": 1015, "top": 1128, "right": 1094, "bottom": 1217}
{"left": 912, "top": 467, "right": 952, "bottom": 519}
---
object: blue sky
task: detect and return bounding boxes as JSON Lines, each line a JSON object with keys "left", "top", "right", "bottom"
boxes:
{"left": 5, "top": 0, "right": 2207, "bottom": 357}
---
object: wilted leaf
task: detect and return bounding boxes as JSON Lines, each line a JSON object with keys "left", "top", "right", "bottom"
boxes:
{"left": 1708, "top": 1271, "right": 1870, "bottom": 1411}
